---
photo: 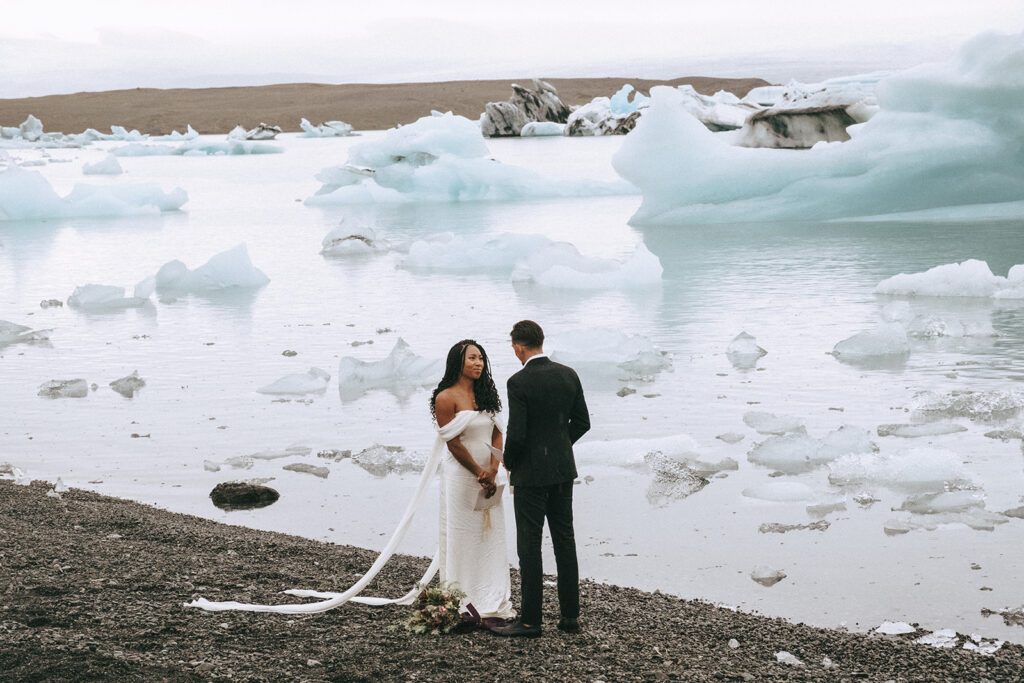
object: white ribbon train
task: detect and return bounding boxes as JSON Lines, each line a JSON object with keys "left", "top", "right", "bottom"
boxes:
{"left": 185, "top": 410, "right": 493, "bottom": 614}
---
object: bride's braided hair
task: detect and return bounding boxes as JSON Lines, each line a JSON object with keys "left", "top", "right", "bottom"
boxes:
{"left": 430, "top": 339, "right": 502, "bottom": 422}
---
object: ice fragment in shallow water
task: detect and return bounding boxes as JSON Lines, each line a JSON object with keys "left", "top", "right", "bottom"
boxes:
{"left": 0, "top": 320, "right": 50, "bottom": 346}
{"left": 743, "top": 411, "right": 804, "bottom": 435}
{"left": 110, "top": 371, "right": 146, "bottom": 398}
{"left": 876, "top": 422, "right": 967, "bottom": 438}
{"left": 898, "top": 490, "right": 985, "bottom": 514}
{"left": 337, "top": 338, "right": 441, "bottom": 401}
{"left": 38, "top": 379, "right": 88, "bottom": 398}
{"left": 741, "top": 481, "right": 815, "bottom": 502}
{"left": 726, "top": 332, "right": 766, "bottom": 369}
{"left": 350, "top": 444, "right": 426, "bottom": 477}
{"left": 832, "top": 323, "right": 910, "bottom": 360}
{"left": 257, "top": 367, "right": 330, "bottom": 395}
{"left": 751, "top": 566, "right": 786, "bottom": 587}
{"left": 828, "top": 447, "right": 973, "bottom": 493}
{"left": 875, "top": 259, "right": 1024, "bottom": 299}
{"left": 548, "top": 328, "right": 672, "bottom": 380}
{"left": 67, "top": 284, "right": 149, "bottom": 311}
{"left": 913, "top": 390, "right": 1024, "bottom": 421}
{"left": 320, "top": 223, "right": 391, "bottom": 257}
{"left": 155, "top": 243, "right": 270, "bottom": 294}
{"left": 82, "top": 154, "right": 123, "bottom": 175}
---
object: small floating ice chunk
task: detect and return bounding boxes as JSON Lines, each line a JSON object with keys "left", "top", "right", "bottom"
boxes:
{"left": 832, "top": 322, "right": 910, "bottom": 360}
{"left": 257, "top": 367, "right": 330, "bottom": 395}
{"left": 299, "top": 118, "right": 353, "bottom": 137}
{"left": 320, "top": 223, "right": 390, "bottom": 257}
{"left": 828, "top": 448, "right": 973, "bottom": 493}
{"left": 877, "top": 422, "right": 967, "bottom": 438}
{"left": 512, "top": 242, "right": 663, "bottom": 289}
{"left": 110, "top": 371, "right": 146, "bottom": 398}
{"left": 742, "top": 481, "right": 815, "bottom": 502}
{"left": 747, "top": 425, "right": 882, "bottom": 475}
{"left": 726, "top": 332, "right": 766, "bottom": 369}
{"left": 82, "top": 154, "right": 123, "bottom": 175}
{"left": 743, "top": 411, "right": 804, "bottom": 435}
{"left": 520, "top": 121, "right": 566, "bottom": 136}
{"left": 38, "top": 378, "right": 88, "bottom": 398}
{"left": 716, "top": 432, "right": 745, "bottom": 444}
{"left": 548, "top": 328, "right": 672, "bottom": 380}
{"left": 875, "top": 260, "right": 1024, "bottom": 299}
{"left": 402, "top": 232, "right": 552, "bottom": 273}
{"left": 350, "top": 444, "right": 426, "bottom": 476}
{"left": 898, "top": 490, "right": 985, "bottom": 514}
{"left": 337, "top": 338, "right": 441, "bottom": 401}
{"left": 282, "top": 463, "right": 330, "bottom": 478}
{"left": 0, "top": 320, "right": 50, "bottom": 346}
{"left": 875, "top": 621, "right": 916, "bottom": 635}
{"left": 751, "top": 567, "right": 786, "bottom": 587}
{"left": 155, "top": 243, "right": 270, "bottom": 294}
{"left": 67, "top": 284, "right": 149, "bottom": 311}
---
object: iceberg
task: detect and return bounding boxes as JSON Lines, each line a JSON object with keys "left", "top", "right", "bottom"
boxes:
{"left": 154, "top": 244, "right": 270, "bottom": 294}
{"left": 875, "top": 260, "right": 1024, "bottom": 299}
{"left": 229, "top": 123, "right": 281, "bottom": 140}
{"left": 480, "top": 79, "right": 570, "bottom": 137}
{"left": 565, "top": 95, "right": 642, "bottom": 137}
{"left": 306, "top": 111, "right": 633, "bottom": 204}
{"left": 82, "top": 154, "right": 123, "bottom": 175}
{"left": 300, "top": 118, "right": 354, "bottom": 137}
{"left": 0, "top": 166, "right": 187, "bottom": 220}
{"left": 747, "top": 426, "right": 877, "bottom": 475}
{"left": 547, "top": 328, "right": 672, "bottom": 380}
{"left": 828, "top": 447, "right": 974, "bottom": 493}
{"left": 257, "top": 367, "right": 331, "bottom": 395}
{"left": 613, "top": 31, "right": 1024, "bottom": 224}
{"left": 337, "top": 338, "right": 442, "bottom": 401}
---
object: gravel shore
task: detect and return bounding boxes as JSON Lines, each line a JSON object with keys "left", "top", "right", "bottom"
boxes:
{"left": 2, "top": 479, "right": 1022, "bottom": 682}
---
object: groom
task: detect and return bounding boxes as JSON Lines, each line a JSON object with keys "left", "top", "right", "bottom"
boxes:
{"left": 493, "top": 320, "right": 590, "bottom": 638}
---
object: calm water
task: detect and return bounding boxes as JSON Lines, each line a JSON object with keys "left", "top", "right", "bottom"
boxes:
{"left": 2, "top": 133, "right": 1023, "bottom": 643}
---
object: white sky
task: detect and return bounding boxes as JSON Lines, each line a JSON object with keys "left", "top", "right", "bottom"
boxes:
{"left": 3, "top": 1, "right": 1024, "bottom": 97}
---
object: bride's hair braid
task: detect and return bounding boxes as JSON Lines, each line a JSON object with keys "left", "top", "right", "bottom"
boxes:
{"left": 430, "top": 339, "right": 502, "bottom": 422}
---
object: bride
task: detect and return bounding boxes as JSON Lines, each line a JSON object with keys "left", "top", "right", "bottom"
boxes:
{"left": 430, "top": 339, "right": 516, "bottom": 621}
{"left": 185, "top": 339, "right": 515, "bottom": 620}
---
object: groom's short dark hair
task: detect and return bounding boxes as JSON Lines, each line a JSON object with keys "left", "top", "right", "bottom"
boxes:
{"left": 510, "top": 320, "right": 544, "bottom": 348}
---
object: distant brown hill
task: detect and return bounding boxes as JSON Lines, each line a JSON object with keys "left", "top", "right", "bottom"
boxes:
{"left": 0, "top": 77, "right": 770, "bottom": 135}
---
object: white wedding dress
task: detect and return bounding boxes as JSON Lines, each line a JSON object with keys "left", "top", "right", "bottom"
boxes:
{"left": 185, "top": 410, "right": 514, "bottom": 618}
{"left": 439, "top": 411, "right": 515, "bottom": 619}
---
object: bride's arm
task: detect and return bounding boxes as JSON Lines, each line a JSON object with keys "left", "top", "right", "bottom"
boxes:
{"left": 436, "top": 393, "right": 493, "bottom": 487}
{"left": 486, "top": 425, "right": 503, "bottom": 479}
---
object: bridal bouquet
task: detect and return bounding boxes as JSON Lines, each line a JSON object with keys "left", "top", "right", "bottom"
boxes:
{"left": 405, "top": 584, "right": 467, "bottom": 635}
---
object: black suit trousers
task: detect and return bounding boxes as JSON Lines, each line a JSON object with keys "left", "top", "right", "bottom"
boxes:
{"left": 512, "top": 481, "right": 579, "bottom": 625}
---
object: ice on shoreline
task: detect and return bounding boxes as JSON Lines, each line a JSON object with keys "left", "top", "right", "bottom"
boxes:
{"left": 0, "top": 166, "right": 187, "bottom": 220}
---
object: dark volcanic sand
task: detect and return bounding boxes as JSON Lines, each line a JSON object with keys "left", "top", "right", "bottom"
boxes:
{"left": 1, "top": 480, "right": 1022, "bottom": 682}
{"left": 0, "top": 77, "right": 770, "bottom": 135}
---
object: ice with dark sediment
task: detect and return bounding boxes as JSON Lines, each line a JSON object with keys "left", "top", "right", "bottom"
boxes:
{"left": 110, "top": 371, "right": 146, "bottom": 398}
{"left": 547, "top": 328, "right": 672, "bottom": 380}
{"left": 912, "top": 390, "right": 1024, "bottom": 421}
{"left": 0, "top": 166, "right": 187, "bottom": 220}
{"left": 320, "top": 222, "right": 393, "bottom": 257}
{"left": 614, "top": 31, "right": 1024, "bottom": 224}
{"left": 257, "top": 368, "right": 331, "bottom": 395}
{"left": 748, "top": 426, "right": 877, "bottom": 475}
{"left": 337, "top": 338, "right": 441, "bottom": 401}
{"left": 751, "top": 566, "right": 787, "bottom": 587}
{"left": 306, "top": 111, "right": 634, "bottom": 204}
{"left": 38, "top": 378, "right": 88, "bottom": 398}
{"left": 154, "top": 244, "right": 270, "bottom": 295}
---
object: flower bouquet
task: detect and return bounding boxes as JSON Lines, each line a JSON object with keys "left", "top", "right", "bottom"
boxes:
{"left": 405, "top": 584, "right": 467, "bottom": 635}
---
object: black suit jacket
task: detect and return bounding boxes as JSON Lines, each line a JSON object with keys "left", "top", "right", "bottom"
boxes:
{"left": 504, "top": 356, "right": 590, "bottom": 487}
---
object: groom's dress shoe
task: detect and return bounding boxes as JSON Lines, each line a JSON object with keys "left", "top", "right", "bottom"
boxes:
{"left": 491, "top": 619, "right": 542, "bottom": 638}
{"left": 557, "top": 618, "right": 580, "bottom": 633}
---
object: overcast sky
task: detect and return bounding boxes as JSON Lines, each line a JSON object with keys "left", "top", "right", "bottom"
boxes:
{"left": 3, "top": 1, "right": 1023, "bottom": 98}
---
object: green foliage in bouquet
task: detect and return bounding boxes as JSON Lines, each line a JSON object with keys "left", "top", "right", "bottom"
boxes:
{"left": 405, "top": 583, "right": 466, "bottom": 635}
